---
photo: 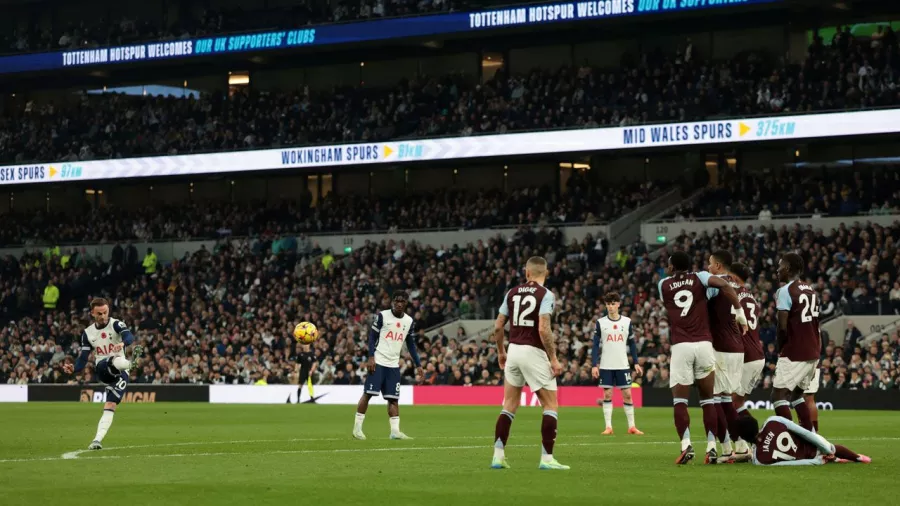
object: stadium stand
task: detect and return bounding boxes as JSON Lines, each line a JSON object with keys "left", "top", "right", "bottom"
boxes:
{"left": 5, "top": 217, "right": 900, "bottom": 391}
{"left": 3, "top": 32, "right": 898, "bottom": 165}
{"left": 667, "top": 168, "right": 900, "bottom": 220}
{"left": 3, "top": 2, "right": 900, "bottom": 397}
{"left": 0, "top": 227, "right": 611, "bottom": 386}
{"left": 0, "top": 180, "right": 660, "bottom": 246}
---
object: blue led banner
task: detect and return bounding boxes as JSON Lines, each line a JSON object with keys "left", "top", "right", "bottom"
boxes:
{"left": 0, "top": 0, "right": 781, "bottom": 74}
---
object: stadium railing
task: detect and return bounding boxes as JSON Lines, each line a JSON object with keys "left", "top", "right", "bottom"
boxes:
{"left": 860, "top": 316, "right": 900, "bottom": 346}
{"left": 605, "top": 187, "right": 683, "bottom": 258}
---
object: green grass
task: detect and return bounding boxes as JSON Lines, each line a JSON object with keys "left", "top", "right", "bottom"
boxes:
{"left": 0, "top": 404, "right": 895, "bottom": 505}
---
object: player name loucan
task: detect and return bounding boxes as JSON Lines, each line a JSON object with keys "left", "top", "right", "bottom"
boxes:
{"left": 668, "top": 279, "right": 694, "bottom": 289}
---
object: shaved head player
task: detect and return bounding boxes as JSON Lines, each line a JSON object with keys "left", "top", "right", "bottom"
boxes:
{"left": 491, "top": 256, "right": 568, "bottom": 470}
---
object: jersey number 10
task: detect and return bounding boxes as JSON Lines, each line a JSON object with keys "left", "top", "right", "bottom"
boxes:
{"left": 511, "top": 295, "right": 537, "bottom": 327}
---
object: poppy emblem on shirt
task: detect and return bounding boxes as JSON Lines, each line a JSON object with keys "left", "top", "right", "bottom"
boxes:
{"left": 613, "top": 325, "right": 617, "bottom": 330}
{"left": 101, "top": 332, "right": 107, "bottom": 339}
{"left": 396, "top": 322, "right": 401, "bottom": 328}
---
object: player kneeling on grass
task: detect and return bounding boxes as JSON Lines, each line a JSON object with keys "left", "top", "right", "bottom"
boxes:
{"left": 591, "top": 292, "right": 643, "bottom": 435}
{"left": 353, "top": 291, "right": 423, "bottom": 441}
{"left": 62, "top": 298, "right": 144, "bottom": 450}
{"left": 734, "top": 415, "right": 870, "bottom": 465}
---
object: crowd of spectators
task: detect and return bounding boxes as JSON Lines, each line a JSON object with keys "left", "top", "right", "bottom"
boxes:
{"left": 0, "top": 223, "right": 610, "bottom": 386}
{"left": 667, "top": 168, "right": 900, "bottom": 221}
{"left": 3, "top": 27, "right": 899, "bottom": 165}
{"left": 4, "top": 210, "right": 900, "bottom": 392}
{"left": 0, "top": 177, "right": 660, "bottom": 247}
{"left": 1, "top": 0, "right": 461, "bottom": 55}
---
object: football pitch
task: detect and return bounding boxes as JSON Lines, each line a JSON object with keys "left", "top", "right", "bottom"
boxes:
{"left": 0, "top": 404, "right": 896, "bottom": 506}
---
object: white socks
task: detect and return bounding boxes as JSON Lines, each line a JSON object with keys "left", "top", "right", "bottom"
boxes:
{"left": 94, "top": 410, "right": 114, "bottom": 442}
{"left": 354, "top": 413, "right": 401, "bottom": 436}
{"left": 624, "top": 404, "right": 635, "bottom": 428}
{"left": 493, "top": 439, "right": 505, "bottom": 459}
{"left": 602, "top": 401, "right": 613, "bottom": 429}
{"left": 111, "top": 357, "right": 131, "bottom": 371}
{"left": 735, "top": 438, "right": 749, "bottom": 453}
{"left": 706, "top": 429, "right": 716, "bottom": 453}
{"left": 681, "top": 429, "right": 692, "bottom": 451}
{"left": 722, "top": 437, "right": 733, "bottom": 455}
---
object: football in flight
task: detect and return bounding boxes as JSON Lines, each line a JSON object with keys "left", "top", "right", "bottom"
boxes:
{"left": 293, "top": 322, "right": 319, "bottom": 344}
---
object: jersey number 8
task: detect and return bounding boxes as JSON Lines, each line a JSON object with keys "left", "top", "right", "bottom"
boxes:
{"left": 511, "top": 294, "right": 537, "bottom": 327}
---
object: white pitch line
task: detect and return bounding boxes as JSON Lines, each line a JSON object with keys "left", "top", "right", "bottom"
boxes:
{"left": 1, "top": 435, "right": 897, "bottom": 465}
{"left": 55, "top": 434, "right": 607, "bottom": 459}
{"left": 37, "top": 441, "right": 674, "bottom": 464}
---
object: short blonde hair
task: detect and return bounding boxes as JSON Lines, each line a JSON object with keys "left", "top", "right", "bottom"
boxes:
{"left": 525, "top": 256, "right": 548, "bottom": 276}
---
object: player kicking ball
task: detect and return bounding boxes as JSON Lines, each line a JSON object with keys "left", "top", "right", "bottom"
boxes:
{"left": 591, "top": 292, "right": 643, "bottom": 435}
{"left": 491, "top": 256, "right": 569, "bottom": 470}
{"left": 734, "top": 415, "right": 871, "bottom": 466}
{"left": 62, "top": 298, "right": 143, "bottom": 450}
{"left": 353, "top": 291, "right": 422, "bottom": 441}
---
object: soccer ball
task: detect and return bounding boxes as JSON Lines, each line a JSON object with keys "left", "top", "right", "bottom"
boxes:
{"left": 293, "top": 322, "right": 319, "bottom": 344}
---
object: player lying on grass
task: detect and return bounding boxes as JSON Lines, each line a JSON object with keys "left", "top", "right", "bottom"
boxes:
{"left": 62, "top": 298, "right": 143, "bottom": 450}
{"left": 733, "top": 414, "right": 871, "bottom": 465}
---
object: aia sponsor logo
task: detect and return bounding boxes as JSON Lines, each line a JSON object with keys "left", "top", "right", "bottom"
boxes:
{"left": 384, "top": 330, "right": 405, "bottom": 341}
{"left": 95, "top": 343, "right": 123, "bottom": 355}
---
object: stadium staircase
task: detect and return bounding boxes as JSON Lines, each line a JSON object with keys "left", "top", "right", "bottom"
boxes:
{"left": 604, "top": 187, "right": 685, "bottom": 259}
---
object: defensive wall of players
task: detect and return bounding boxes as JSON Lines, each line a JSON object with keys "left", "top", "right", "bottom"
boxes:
{"left": 2, "top": 384, "right": 897, "bottom": 410}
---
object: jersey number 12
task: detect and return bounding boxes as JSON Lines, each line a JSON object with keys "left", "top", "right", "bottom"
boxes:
{"left": 511, "top": 295, "right": 536, "bottom": 327}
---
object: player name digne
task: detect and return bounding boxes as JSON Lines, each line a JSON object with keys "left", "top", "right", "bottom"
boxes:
{"left": 517, "top": 286, "right": 538, "bottom": 294}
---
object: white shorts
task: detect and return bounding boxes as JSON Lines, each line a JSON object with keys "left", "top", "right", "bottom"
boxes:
{"left": 669, "top": 341, "right": 716, "bottom": 388}
{"left": 773, "top": 357, "right": 818, "bottom": 391}
{"left": 504, "top": 343, "right": 557, "bottom": 392}
{"left": 804, "top": 368, "right": 821, "bottom": 395}
{"left": 714, "top": 351, "right": 744, "bottom": 395}
{"left": 736, "top": 359, "right": 765, "bottom": 397}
